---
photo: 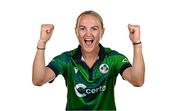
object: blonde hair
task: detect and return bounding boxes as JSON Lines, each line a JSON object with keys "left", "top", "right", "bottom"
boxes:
{"left": 75, "top": 10, "right": 104, "bottom": 29}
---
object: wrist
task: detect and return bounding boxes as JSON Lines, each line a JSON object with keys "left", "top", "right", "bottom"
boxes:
{"left": 37, "top": 47, "right": 45, "bottom": 50}
{"left": 132, "top": 41, "right": 142, "bottom": 48}
{"left": 133, "top": 43, "right": 142, "bottom": 49}
{"left": 37, "top": 40, "right": 46, "bottom": 49}
{"left": 132, "top": 41, "right": 141, "bottom": 45}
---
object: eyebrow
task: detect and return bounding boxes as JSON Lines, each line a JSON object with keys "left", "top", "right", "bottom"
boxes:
{"left": 78, "top": 25, "right": 99, "bottom": 28}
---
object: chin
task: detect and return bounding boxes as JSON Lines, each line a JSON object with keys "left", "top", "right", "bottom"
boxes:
{"left": 81, "top": 43, "right": 95, "bottom": 53}
{"left": 83, "top": 46, "right": 95, "bottom": 53}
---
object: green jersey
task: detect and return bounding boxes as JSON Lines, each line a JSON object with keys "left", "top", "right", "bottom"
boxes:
{"left": 47, "top": 44, "right": 132, "bottom": 110}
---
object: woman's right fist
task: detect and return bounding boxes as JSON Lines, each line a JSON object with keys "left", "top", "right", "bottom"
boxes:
{"left": 39, "top": 24, "right": 54, "bottom": 43}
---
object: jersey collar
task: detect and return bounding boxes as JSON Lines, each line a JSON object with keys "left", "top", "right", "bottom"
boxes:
{"left": 72, "top": 44, "right": 106, "bottom": 62}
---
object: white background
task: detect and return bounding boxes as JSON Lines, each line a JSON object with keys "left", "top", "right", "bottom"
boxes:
{"left": 0, "top": 0, "right": 180, "bottom": 111}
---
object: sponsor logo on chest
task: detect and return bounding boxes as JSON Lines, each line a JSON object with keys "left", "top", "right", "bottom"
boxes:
{"left": 74, "top": 83, "right": 106, "bottom": 97}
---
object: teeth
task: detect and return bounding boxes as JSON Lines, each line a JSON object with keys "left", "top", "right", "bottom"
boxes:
{"left": 84, "top": 38, "right": 93, "bottom": 45}
{"left": 85, "top": 38, "right": 93, "bottom": 41}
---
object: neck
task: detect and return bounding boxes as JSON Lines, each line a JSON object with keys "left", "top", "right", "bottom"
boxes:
{"left": 82, "top": 47, "right": 100, "bottom": 60}
{"left": 81, "top": 46, "right": 100, "bottom": 68}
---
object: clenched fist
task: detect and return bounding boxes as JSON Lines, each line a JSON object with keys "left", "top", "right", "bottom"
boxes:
{"left": 39, "top": 24, "right": 54, "bottom": 43}
{"left": 128, "top": 24, "right": 140, "bottom": 43}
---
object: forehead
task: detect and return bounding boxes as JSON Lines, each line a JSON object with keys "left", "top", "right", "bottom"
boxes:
{"left": 78, "top": 14, "right": 101, "bottom": 26}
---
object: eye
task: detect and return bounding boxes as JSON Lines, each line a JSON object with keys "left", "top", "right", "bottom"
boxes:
{"left": 79, "top": 27, "right": 85, "bottom": 31}
{"left": 92, "top": 27, "right": 98, "bottom": 31}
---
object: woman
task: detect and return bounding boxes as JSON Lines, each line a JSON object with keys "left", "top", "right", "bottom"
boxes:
{"left": 32, "top": 10, "right": 145, "bottom": 110}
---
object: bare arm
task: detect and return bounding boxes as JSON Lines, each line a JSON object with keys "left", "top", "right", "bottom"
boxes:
{"left": 32, "top": 24, "right": 55, "bottom": 86}
{"left": 122, "top": 24, "right": 145, "bottom": 87}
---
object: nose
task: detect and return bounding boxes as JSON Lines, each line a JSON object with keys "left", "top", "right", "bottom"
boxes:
{"left": 86, "top": 30, "right": 92, "bottom": 37}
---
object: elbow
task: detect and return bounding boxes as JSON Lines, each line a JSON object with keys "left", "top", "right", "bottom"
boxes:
{"left": 131, "top": 72, "right": 145, "bottom": 87}
{"left": 32, "top": 76, "right": 44, "bottom": 86}
{"left": 133, "top": 81, "right": 144, "bottom": 87}
{"left": 132, "top": 78, "right": 144, "bottom": 87}
{"left": 32, "top": 80, "right": 43, "bottom": 86}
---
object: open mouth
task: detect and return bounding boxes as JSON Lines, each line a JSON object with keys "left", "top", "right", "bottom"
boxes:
{"left": 84, "top": 38, "right": 94, "bottom": 46}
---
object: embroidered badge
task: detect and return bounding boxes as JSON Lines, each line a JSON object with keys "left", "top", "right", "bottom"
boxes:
{"left": 99, "top": 64, "right": 109, "bottom": 74}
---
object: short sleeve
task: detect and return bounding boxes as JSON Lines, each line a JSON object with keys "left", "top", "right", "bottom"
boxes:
{"left": 47, "top": 52, "right": 68, "bottom": 83}
{"left": 111, "top": 51, "right": 132, "bottom": 79}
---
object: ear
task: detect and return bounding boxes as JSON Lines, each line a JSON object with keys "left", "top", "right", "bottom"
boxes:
{"left": 75, "top": 27, "right": 78, "bottom": 37}
{"left": 101, "top": 28, "right": 105, "bottom": 38}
